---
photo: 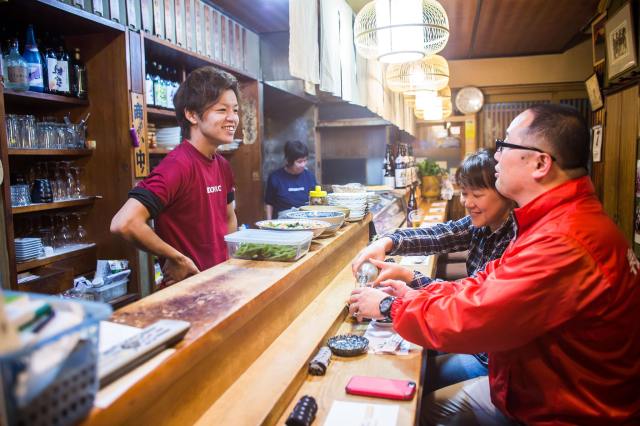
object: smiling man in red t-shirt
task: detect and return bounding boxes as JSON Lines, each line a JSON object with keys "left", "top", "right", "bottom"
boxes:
{"left": 111, "top": 67, "right": 238, "bottom": 286}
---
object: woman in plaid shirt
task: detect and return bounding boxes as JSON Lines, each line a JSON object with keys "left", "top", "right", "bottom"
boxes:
{"left": 352, "top": 149, "right": 516, "bottom": 391}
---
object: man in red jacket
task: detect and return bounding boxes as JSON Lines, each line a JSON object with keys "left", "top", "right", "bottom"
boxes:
{"left": 349, "top": 104, "right": 640, "bottom": 425}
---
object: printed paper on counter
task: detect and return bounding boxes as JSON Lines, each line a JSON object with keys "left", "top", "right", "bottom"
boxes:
{"left": 324, "top": 401, "right": 399, "bottom": 426}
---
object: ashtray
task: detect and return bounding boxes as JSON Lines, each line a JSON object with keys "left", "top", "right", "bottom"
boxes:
{"left": 327, "top": 334, "right": 369, "bottom": 357}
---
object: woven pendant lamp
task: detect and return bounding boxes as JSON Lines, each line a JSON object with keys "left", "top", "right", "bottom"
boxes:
{"left": 413, "top": 86, "right": 451, "bottom": 120}
{"left": 385, "top": 55, "right": 449, "bottom": 94}
{"left": 354, "top": 0, "right": 450, "bottom": 64}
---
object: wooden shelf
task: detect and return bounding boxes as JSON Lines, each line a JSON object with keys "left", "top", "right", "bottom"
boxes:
{"left": 12, "top": 196, "right": 97, "bottom": 215}
{"left": 3, "top": 88, "right": 89, "bottom": 107}
{"left": 143, "top": 33, "right": 255, "bottom": 81}
{"left": 0, "top": 0, "right": 125, "bottom": 36}
{"left": 8, "top": 148, "right": 94, "bottom": 156}
{"left": 149, "top": 147, "right": 173, "bottom": 155}
{"left": 147, "top": 106, "right": 177, "bottom": 121}
{"left": 16, "top": 243, "right": 96, "bottom": 273}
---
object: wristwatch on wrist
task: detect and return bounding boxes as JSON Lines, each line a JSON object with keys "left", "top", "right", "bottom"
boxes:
{"left": 379, "top": 296, "right": 396, "bottom": 320}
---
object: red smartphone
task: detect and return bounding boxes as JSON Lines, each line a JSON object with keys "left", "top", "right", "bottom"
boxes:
{"left": 345, "top": 376, "right": 416, "bottom": 401}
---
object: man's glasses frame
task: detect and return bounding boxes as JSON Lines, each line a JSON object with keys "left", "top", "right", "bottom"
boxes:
{"left": 495, "top": 139, "right": 556, "bottom": 162}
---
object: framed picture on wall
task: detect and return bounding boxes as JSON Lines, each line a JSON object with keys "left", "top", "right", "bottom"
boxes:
{"left": 605, "top": 2, "right": 637, "bottom": 81}
{"left": 592, "top": 13, "right": 607, "bottom": 66}
{"left": 585, "top": 73, "right": 604, "bottom": 111}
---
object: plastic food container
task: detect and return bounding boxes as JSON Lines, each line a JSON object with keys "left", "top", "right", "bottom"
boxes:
{"left": 85, "top": 278, "right": 128, "bottom": 302}
{"left": 224, "top": 229, "right": 314, "bottom": 261}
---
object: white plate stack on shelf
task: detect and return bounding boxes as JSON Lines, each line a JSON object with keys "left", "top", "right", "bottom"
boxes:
{"left": 155, "top": 127, "right": 182, "bottom": 150}
{"left": 217, "top": 139, "right": 242, "bottom": 153}
{"left": 328, "top": 192, "right": 368, "bottom": 222}
{"left": 15, "top": 238, "right": 44, "bottom": 262}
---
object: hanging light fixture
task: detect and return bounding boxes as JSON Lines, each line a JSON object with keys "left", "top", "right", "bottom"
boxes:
{"left": 385, "top": 55, "right": 449, "bottom": 94}
{"left": 413, "top": 86, "right": 451, "bottom": 120}
{"left": 354, "top": 0, "right": 450, "bottom": 64}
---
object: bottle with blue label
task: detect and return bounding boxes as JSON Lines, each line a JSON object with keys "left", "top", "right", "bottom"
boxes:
{"left": 22, "top": 25, "right": 44, "bottom": 92}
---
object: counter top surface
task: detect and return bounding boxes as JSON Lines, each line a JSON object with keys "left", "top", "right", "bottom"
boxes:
{"left": 85, "top": 218, "right": 371, "bottom": 426}
{"left": 111, "top": 219, "right": 370, "bottom": 344}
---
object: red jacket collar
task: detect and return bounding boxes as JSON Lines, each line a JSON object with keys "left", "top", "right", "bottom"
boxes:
{"left": 513, "top": 176, "right": 595, "bottom": 232}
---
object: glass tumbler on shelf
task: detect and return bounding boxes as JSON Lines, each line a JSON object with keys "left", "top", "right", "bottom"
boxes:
{"left": 20, "top": 115, "right": 37, "bottom": 149}
{"left": 72, "top": 212, "right": 88, "bottom": 243}
{"left": 6, "top": 114, "right": 20, "bottom": 148}
{"left": 55, "top": 213, "right": 73, "bottom": 247}
{"left": 55, "top": 123, "right": 66, "bottom": 149}
{"left": 71, "top": 166, "right": 85, "bottom": 198}
{"left": 10, "top": 185, "right": 31, "bottom": 206}
{"left": 60, "top": 161, "right": 76, "bottom": 199}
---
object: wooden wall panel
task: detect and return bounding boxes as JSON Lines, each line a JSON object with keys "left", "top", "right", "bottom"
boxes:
{"left": 618, "top": 86, "right": 639, "bottom": 244}
{"left": 603, "top": 91, "right": 623, "bottom": 224}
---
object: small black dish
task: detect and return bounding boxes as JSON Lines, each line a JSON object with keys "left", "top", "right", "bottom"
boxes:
{"left": 327, "top": 334, "right": 369, "bottom": 357}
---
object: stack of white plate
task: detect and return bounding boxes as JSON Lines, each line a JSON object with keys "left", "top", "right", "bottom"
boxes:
{"left": 328, "top": 192, "right": 368, "bottom": 221}
{"left": 366, "top": 192, "right": 381, "bottom": 207}
{"left": 15, "top": 238, "right": 43, "bottom": 262}
{"left": 217, "top": 139, "right": 242, "bottom": 153}
{"left": 156, "top": 127, "right": 182, "bottom": 148}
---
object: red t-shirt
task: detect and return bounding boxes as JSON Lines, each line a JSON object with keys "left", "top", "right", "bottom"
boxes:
{"left": 135, "top": 141, "right": 234, "bottom": 271}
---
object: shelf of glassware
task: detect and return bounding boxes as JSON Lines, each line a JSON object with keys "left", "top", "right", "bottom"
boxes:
{"left": 16, "top": 242, "right": 96, "bottom": 273}
{"left": 12, "top": 196, "right": 97, "bottom": 215}
{"left": 8, "top": 148, "right": 94, "bottom": 156}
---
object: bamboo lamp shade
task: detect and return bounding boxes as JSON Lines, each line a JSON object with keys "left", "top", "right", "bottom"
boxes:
{"left": 385, "top": 54, "right": 449, "bottom": 94}
{"left": 354, "top": 0, "right": 450, "bottom": 64}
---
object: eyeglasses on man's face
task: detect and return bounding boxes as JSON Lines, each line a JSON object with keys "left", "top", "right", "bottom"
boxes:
{"left": 495, "top": 139, "right": 556, "bottom": 162}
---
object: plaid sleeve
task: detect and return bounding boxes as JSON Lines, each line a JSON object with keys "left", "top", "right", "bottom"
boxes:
{"left": 387, "top": 216, "right": 474, "bottom": 256}
{"left": 409, "top": 271, "right": 434, "bottom": 289}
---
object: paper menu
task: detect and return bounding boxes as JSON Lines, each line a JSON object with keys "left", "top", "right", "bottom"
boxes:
{"left": 324, "top": 401, "right": 399, "bottom": 426}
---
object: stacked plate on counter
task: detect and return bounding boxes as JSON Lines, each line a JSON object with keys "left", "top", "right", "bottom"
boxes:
{"left": 155, "top": 127, "right": 182, "bottom": 149}
{"left": 15, "top": 238, "right": 43, "bottom": 262}
{"left": 328, "top": 192, "right": 368, "bottom": 222}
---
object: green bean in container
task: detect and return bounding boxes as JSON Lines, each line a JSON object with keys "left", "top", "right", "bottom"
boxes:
{"left": 234, "top": 242, "right": 298, "bottom": 261}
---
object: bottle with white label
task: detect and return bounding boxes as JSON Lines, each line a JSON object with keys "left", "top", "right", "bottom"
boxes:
{"left": 22, "top": 25, "right": 44, "bottom": 92}
{"left": 55, "top": 44, "right": 71, "bottom": 95}
{"left": 6, "top": 39, "right": 29, "bottom": 91}
{"left": 145, "top": 63, "right": 155, "bottom": 105}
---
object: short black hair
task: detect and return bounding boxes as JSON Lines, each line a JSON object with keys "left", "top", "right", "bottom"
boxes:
{"left": 455, "top": 149, "right": 497, "bottom": 190}
{"left": 284, "top": 140, "right": 309, "bottom": 165}
{"left": 173, "top": 66, "right": 240, "bottom": 139}
{"left": 525, "top": 104, "right": 589, "bottom": 170}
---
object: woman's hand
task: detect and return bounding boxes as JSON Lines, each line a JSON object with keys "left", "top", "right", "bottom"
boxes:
{"left": 368, "top": 258, "right": 414, "bottom": 284}
{"left": 351, "top": 237, "right": 393, "bottom": 277}
{"left": 375, "top": 279, "right": 410, "bottom": 298}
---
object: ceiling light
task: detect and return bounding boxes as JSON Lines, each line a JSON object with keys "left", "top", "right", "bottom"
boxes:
{"left": 354, "top": 0, "right": 450, "bottom": 64}
{"left": 385, "top": 55, "right": 449, "bottom": 93}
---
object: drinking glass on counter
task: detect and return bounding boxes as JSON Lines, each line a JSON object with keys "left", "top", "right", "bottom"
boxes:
{"left": 408, "top": 210, "right": 425, "bottom": 228}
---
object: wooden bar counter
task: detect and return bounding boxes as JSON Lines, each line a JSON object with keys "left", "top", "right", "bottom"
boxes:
{"left": 84, "top": 218, "right": 370, "bottom": 426}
